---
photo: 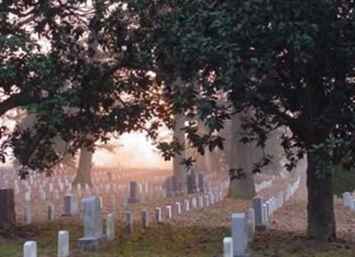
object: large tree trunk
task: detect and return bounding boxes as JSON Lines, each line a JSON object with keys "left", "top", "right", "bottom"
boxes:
{"left": 73, "top": 147, "right": 93, "bottom": 187}
{"left": 306, "top": 152, "right": 336, "bottom": 241}
{"left": 0, "top": 189, "right": 16, "bottom": 229}
{"left": 173, "top": 113, "right": 187, "bottom": 194}
{"left": 229, "top": 113, "right": 256, "bottom": 199}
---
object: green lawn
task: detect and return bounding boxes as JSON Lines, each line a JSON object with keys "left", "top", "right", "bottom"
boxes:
{"left": 0, "top": 220, "right": 353, "bottom": 257}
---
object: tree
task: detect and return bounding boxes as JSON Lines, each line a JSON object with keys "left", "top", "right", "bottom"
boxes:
{"left": 129, "top": 0, "right": 355, "bottom": 241}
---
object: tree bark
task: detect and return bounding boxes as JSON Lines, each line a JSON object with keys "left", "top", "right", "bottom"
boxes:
{"left": 0, "top": 189, "right": 16, "bottom": 229}
{"left": 173, "top": 113, "right": 187, "bottom": 194}
{"left": 306, "top": 152, "right": 336, "bottom": 241}
{"left": 73, "top": 147, "right": 93, "bottom": 187}
{"left": 229, "top": 113, "right": 256, "bottom": 199}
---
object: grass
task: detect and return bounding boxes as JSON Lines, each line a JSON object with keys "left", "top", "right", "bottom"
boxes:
{"left": 0, "top": 219, "right": 353, "bottom": 257}
{"left": 252, "top": 230, "right": 354, "bottom": 257}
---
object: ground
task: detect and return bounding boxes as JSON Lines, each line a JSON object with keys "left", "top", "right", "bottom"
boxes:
{"left": 0, "top": 173, "right": 354, "bottom": 257}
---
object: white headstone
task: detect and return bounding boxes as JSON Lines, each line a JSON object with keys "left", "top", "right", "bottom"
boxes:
{"left": 124, "top": 211, "right": 133, "bottom": 235}
{"left": 64, "top": 194, "right": 78, "bottom": 216}
{"left": 58, "top": 231, "right": 69, "bottom": 257}
{"left": 198, "top": 195, "right": 204, "bottom": 208}
{"left": 48, "top": 203, "right": 55, "bottom": 221}
{"left": 142, "top": 209, "right": 149, "bottom": 228}
{"left": 232, "top": 213, "right": 249, "bottom": 257}
{"left": 106, "top": 213, "right": 115, "bottom": 241}
{"left": 24, "top": 201, "right": 32, "bottom": 225}
{"left": 223, "top": 237, "right": 233, "bottom": 257}
{"left": 184, "top": 199, "right": 190, "bottom": 212}
{"left": 166, "top": 205, "right": 172, "bottom": 219}
{"left": 247, "top": 208, "right": 255, "bottom": 241}
{"left": 155, "top": 207, "right": 162, "bottom": 223}
{"left": 343, "top": 192, "right": 352, "bottom": 207}
{"left": 24, "top": 241, "right": 37, "bottom": 257}
{"left": 176, "top": 202, "right": 182, "bottom": 215}
{"left": 78, "top": 196, "right": 104, "bottom": 250}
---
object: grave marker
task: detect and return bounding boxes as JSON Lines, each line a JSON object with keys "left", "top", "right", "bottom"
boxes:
{"left": 58, "top": 231, "right": 69, "bottom": 257}
{"left": 78, "top": 196, "right": 104, "bottom": 250}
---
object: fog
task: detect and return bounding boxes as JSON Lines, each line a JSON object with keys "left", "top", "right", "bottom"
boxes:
{"left": 93, "top": 132, "right": 172, "bottom": 170}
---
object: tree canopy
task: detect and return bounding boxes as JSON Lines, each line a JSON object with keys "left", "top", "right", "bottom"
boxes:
{"left": 0, "top": 1, "right": 170, "bottom": 177}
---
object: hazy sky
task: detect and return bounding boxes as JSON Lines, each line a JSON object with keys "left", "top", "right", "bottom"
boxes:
{"left": 93, "top": 132, "right": 172, "bottom": 170}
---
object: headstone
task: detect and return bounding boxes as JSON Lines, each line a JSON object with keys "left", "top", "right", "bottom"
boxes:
{"left": 78, "top": 196, "right": 104, "bottom": 250}
{"left": 198, "top": 174, "right": 205, "bottom": 193}
{"left": 187, "top": 171, "right": 197, "bottom": 194}
{"left": 106, "top": 213, "right": 115, "bottom": 241}
{"left": 40, "top": 189, "right": 47, "bottom": 201}
{"left": 184, "top": 199, "right": 190, "bottom": 212}
{"left": 210, "top": 192, "right": 215, "bottom": 205}
{"left": 99, "top": 196, "right": 104, "bottom": 209}
{"left": 171, "top": 176, "right": 178, "bottom": 194}
{"left": 155, "top": 207, "right": 162, "bottom": 223}
{"left": 351, "top": 199, "right": 355, "bottom": 211}
{"left": 191, "top": 197, "right": 197, "bottom": 209}
{"left": 142, "top": 209, "right": 149, "bottom": 228}
{"left": 198, "top": 195, "right": 204, "bottom": 208}
{"left": 24, "top": 201, "right": 32, "bottom": 225}
{"left": 205, "top": 195, "right": 210, "bottom": 207}
{"left": 0, "top": 189, "right": 16, "bottom": 228}
{"left": 25, "top": 191, "right": 31, "bottom": 202}
{"left": 247, "top": 208, "right": 255, "bottom": 241}
{"left": 223, "top": 237, "right": 233, "bottom": 257}
{"left": 48, "top": 203, "right": 55, "bottom": 221}
{"left": 262, "top": 203, "right": 270, "bottom": 228}
{"left": 128, "top": 181, "right": 140, "bottom": 203}
{"left": 253, "top": 198, "right": 265, "bottom": 231}
{"left": 343, "top": 192, "right": 352, "bottom": 208}
{"left": 166, "top": 205, "right": 172, "bottom": 219}
{"left": 63, "top": 194, "right": 78, "bottom": 216}
{"left": 165, "top": 177, "right": 174, "bottom": 197}
{"left": 176, "top": 202, "right": 182, "bottom": 215}
{"left": 111, "top": 196, "right": 117, "bottom": 214}
{"left": 58, "top": 231, "right": 69, "bottom": 257}
{"left": 124, "top": 211, "right": 133, "bottom": 235}
{"left": 232, "top": 213, "right": 249, "bottom": 257}
{"left": 24, "top": 241, "right": 37, "bottom": 257}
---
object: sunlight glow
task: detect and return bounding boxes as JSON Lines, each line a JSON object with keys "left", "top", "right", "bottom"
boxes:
{"left": 93, "top": 132, "right": 171, "bottom": 170}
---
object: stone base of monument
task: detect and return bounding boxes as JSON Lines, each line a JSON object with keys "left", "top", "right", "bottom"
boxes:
{"left": 78, "top": 236, "right": 105, "bottom": 251}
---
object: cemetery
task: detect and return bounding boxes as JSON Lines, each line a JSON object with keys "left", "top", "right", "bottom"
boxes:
{"left": 1, "top": 1, "right": 355, "bottom": 257}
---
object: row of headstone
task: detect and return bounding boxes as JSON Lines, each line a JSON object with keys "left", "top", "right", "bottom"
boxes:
{"left": 154, "top": 190, "right": 225, "bottom": 224}
{"left": 17, "top": 172, "right": 228, "bottom": 226}
{"left": 76, "top": 187, "right": 227, "bottom": 251}
{"left": 1, "top": 169, "right": 171, "bottom": 215}
{"left": 224, "top": 175, "right": 302, "bottom": 257}
{"left": 163, "top": 172, "right": 214, "bottom": 198}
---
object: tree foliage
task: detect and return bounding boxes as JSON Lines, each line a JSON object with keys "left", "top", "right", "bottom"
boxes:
{"left": 0, "top": 0, "right": 168, "bottom": 177}
{"left": 1, "top": 0, "right": 355, "bottom": 179}
{"left": 130, "top": 0, "right": 355, "bottom": 173}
